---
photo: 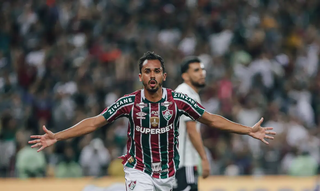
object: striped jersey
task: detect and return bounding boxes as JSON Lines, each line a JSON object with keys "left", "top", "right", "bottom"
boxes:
{"left": 101, "top": 88, "right": 205, "bottom": 179}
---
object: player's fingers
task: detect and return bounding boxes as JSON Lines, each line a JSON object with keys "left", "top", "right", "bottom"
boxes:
{"left": 37, "top": 146, "right": 46, "bottom": 152}
{"left": 262, "top": 139, "right": 269, "bottom": 145}
{"left": 266, "top": 131, "right": 276, "bottom": 135}
{"left": 265, "top": 135, "right": 274, "bottom": 140}
{"left": 257, "top": 117, "right": 264, "bottom": 125}
{"left": 265, "top": 127, "right": 274, "bottom": 131}
{"left": 30, "top": 135, "right": 41, "bottom": 139}
{"left": 31, "top": 143, "right": 42, "bottom": 148}
{"left": 43, "top": 125, "right": 49, "bottom": 133}
{"left": 28, "top": 139, "right": 40, "bottom": 144}
{"left": 202, "top": 171, "right": 209, "bottom": 179}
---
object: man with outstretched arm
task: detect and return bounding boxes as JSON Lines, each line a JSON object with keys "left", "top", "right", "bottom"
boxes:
{"left": 29, "top": 51, "right": 275, "bottom": 191}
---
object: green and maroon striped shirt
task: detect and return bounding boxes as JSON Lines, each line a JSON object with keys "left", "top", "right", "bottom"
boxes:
{"left": 101, "top": 88, "right": 205, "bottom": 179}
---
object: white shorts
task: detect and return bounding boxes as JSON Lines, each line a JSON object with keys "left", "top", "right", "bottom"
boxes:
{"left": 124, "top": 166, "right": 175, "bottom": 191}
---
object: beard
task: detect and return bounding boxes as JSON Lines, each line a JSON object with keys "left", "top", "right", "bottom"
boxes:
{"left": 191, "top": 79, "right": 206, "bottom": 88}
{"left": 143, "top": 80, "right": 162, "bottom": 93}
{"left": 147, "top": 87, "right": 159, "bottom": 92}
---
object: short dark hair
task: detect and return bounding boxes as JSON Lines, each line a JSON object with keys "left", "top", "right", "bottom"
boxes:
{"left": 180, "top": 56, "right": 201, "bottom": 74}
{"left": 139, "top": 51, "right": 165, "bottom": 73}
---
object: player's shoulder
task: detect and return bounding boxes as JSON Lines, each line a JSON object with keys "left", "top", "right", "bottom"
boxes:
{"left": 114, "top": 91, "right": 139, "bottom": 103}
{"left": 123, "top": 90, "right": 140, "bottom": 98}
{"left": 172, "top": 84, "right": 192, "bottom": 97}
{"left": 174, "top": 83, "right": 189, "bottom": 92}
{"left": 170, "top": 89, "right": 191, "bottom": 101}
{"left": 174, "top": 83, "right": 196, "bottom": 97}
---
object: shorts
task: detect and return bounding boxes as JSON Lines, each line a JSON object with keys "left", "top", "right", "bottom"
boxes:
{"left": 124, "top": 166, "right": 175, "bottom": 191}
{"left": 173, "top": 166, "right": 198, "bottom": 191}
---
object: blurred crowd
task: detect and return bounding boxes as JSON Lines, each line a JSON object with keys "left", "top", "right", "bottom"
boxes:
{"left": 0, "top": 0, "right": 320, "bottom": 178}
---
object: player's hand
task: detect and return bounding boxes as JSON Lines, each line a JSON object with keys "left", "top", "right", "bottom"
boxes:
{"left": 201, "top": 158, "right": 210, "bottom": 179}
{"left": 28, "top": 125, "right": 57, "bottom": 152}
{"left": 249, "top": 117, "right": 276, "bottom": 145}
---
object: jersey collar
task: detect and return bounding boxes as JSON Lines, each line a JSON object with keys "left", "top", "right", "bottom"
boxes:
{"left": 141, "top": 88, "right": 167, "bottom": 103}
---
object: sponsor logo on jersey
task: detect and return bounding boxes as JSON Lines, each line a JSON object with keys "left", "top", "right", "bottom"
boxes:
{"left": 173, "top": 92, "right": 198, "bottom": 108}
{"left": 128, "top": 180, "right": 137, "bottom": 190}
{"left": 136, "top": 124, "right": 173, "bottom": 134}
{"left": 136, "top": 102, "right": 147, "bottom": 109}
{"left": 107, "top": 97, "right": 133, "bottom": 115}
{"left": 161, "top": 101, "right": 172, "bottom": 107}
{"left": 151, "top": 162, "right": 161, "bottom": 173}
{"left": 162, "top": 110, "right": 173, "bottom": 121}
{"left": 136, "top": 111, "right": 147, "bottom": 119}
{"left": 151, "top": 111, "right": 159, "bottom": 116}
{"left": 150, "top": 117, "right": 159, "bottom": 127}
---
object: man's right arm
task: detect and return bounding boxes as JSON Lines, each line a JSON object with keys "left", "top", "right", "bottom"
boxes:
{"left": 29, "top": 115, "right": 109, "bottom": 152}
{"left": 29, "top": 94, "right": 135, "bottom": 152}
{"left": 55, "top": 115, "right": 108, "bottom": 141}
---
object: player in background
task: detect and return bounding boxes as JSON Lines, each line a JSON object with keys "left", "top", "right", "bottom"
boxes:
{"left": 29, "top": 51, "right": 276, "bottom": 191}
{"left": 174, "top": 57, "right": 209, "bottom": 191}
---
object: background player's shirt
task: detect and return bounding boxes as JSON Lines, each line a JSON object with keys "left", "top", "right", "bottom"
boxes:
{"left": 101, "top": 88, "right": 205, "bottom": 179}
{"left": 175, "top": 83, "right": 202, "bottom": 168}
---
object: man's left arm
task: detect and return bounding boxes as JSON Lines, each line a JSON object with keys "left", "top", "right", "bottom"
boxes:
{"left": 197, "top": 111, "right": 276, "bottom": 144}
{"left": 173, "top": 91, "right": 276, "bottom": 144}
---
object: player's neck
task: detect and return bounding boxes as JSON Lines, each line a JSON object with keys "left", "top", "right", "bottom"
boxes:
{"left": 144, "top": 87, "right": 163, "bottom": 102}
{"left": 185, "top": 82, "right": 200, "bottom": 93}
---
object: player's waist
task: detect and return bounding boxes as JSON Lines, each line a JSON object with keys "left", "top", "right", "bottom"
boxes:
{"left": 120, "top": 154, "right": 176, "bottom": 174}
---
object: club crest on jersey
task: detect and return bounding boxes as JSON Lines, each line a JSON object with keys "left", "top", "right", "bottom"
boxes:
{"left": 162, "top": 110, "right": 173, "bottom": 121}
{"left": 150, "top": 117, "right": 160, "bottom": 127}
{"left": 128, "top": 180, "right": 137, "bottom": 190}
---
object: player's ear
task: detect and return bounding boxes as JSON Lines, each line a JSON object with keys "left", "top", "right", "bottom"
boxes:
{"left": 163, "top": 72, "right": 167, "bottom": 81}
{"left": 182, "top": 73, "right": 189, "bottom": 81}
{"left": 139, "top": 73, "right": 142, "bottom": 81}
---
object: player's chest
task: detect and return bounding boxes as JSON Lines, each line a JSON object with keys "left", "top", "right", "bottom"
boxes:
{"left": 133, "top": 101, "right": 175, "bottom": 127}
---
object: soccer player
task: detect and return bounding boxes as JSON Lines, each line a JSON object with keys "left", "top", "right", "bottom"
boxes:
{"left": 29, "top": 51, "right": 276, "bottom": 191}
{"left": 174, "top": 57, "right": 209, "bottom": 191}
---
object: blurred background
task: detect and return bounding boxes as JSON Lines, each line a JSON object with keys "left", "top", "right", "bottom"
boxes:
{"left": 0, "top": 0, "right": 319, "bottom": 182}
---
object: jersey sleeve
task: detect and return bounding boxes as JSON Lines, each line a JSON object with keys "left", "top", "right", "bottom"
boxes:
{"left": 100, "top": 95, "right": 135, "bottom": 123}
{"left": 180, "top": 115, "right": 193, "bottom": 123}
{"left": 172, "top": 91, "right": 205, "bottom": 121}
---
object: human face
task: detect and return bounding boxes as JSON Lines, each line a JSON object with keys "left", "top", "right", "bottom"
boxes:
{"left": 139, "top": 59, "right": 167, "bottom": 93}
{"left": 185, "top": 62, "right": 206, "bottom": 88}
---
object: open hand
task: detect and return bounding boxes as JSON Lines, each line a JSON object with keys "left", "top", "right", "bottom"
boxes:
{"left": 28, "top": 125, "right": 57, "bottom": 152}
{"left": 249, "top": 117, "right": 276, "bottom": 145}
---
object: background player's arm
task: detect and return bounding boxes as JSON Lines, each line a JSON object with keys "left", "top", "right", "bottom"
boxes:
{"left": 197, "top": 111, "right": 276, "bottom": 144}
{"left": 186, "top": 121, "right": 207, "bottom": 160}
{"left": 186, "top": 121, "right": 210, "bottom": 178}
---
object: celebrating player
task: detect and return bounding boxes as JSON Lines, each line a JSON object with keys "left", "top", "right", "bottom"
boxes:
{"left": 29, "top": 51, "right": 276, "bottom": 191}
